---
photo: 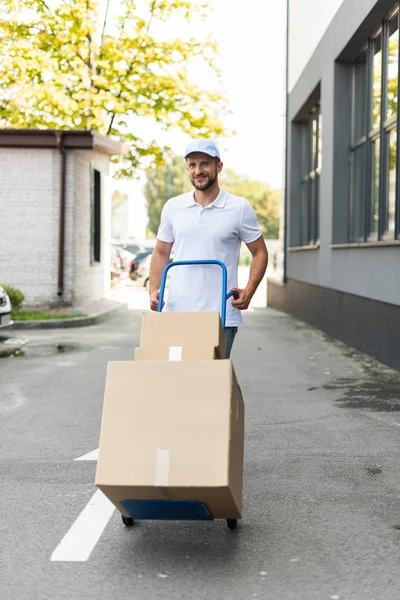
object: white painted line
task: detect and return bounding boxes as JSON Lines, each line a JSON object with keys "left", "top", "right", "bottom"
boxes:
{"left": 74, "top": 448, "right": 99, "bottom": 461}
{"left": 51, "top": 490, "right": 115, "bottom": 562}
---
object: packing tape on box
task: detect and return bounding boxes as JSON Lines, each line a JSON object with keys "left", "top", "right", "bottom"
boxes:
{"left": 155, "top": 448, "right": 170, "bottom": 486}
{"left": 168, "top": 346, "right": 182, "bottom": 361}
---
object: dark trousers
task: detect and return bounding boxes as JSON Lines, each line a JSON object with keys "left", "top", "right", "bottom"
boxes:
{"left": 224, "top": 327, "right": 238, "bottom": 358}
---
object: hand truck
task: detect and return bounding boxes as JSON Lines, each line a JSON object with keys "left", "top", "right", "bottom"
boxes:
{"left": 121, "top": 260, "right": 239, "bottom": 530}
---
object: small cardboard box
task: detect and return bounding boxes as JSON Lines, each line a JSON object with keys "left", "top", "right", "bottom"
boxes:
{"left": 134, "top": 346, "right": 217, "bottom": 361}
{"left": 95, "top": 360, "right": 244, "bottom": 520}
{"left": 139, "top": 311, "right": 227, "bottom": 359}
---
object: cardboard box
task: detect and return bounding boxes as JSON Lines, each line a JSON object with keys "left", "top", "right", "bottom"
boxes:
{"left": 134, "top": 346, "right": 217, "bottom": 361}
{"left": 95, "top": 360, "right": 244, "bottom": 520}
{"left": 139, "top": 311, "right": 227, "bottom": 359}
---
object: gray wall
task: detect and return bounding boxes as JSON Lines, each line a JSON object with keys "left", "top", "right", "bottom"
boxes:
{"left": 287, "top": 0, "right": 400, "bottom": 307}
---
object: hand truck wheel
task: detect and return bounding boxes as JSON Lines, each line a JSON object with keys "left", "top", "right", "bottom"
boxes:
{"left": 122, "top": 515, "right": 135, "bottom": 526}
{"left": 226, "top": 519, "right": 237, "bottom": 530}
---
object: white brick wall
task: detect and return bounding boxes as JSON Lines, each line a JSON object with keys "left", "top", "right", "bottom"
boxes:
{"left": 0, "top": 148, "right": 60, "bottom": 305}
{"left": 0, "top": 146, "right": 112, "bottom": 307}
{"left": 69, "top": 149, "right": 110, "bottom": 305}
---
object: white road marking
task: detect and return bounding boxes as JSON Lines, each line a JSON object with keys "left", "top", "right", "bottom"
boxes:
{"left": 51, "top": 490, "right": 115, "bottom": 562}
{"left": 74, "top": 448, "right": 99, "bottom": 461}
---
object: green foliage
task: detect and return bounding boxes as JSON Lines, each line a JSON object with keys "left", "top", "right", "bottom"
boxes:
{"left": 144, "top": 154, "right": 190, "bottom": 236}
{"left": 12, "top": 311, "right": 86, "bottom": 320}
{"left": 0, "top": 0, "right": 230, "bottom": 176}
{"left": 220, "top": 169, "right": 281, "bottom": 239}
{"left": 1, "top": 284, "right": 25, "bottom": 311}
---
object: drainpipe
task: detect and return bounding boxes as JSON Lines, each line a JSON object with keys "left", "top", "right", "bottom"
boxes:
{"left": 283, "top": 0, "right": 290, "bottom": 283}
{"left": 55, "top": 132, "right": 66, "bottom": 300}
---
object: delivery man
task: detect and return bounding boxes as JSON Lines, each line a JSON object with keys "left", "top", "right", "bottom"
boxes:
{"left": 149, "top": 138, "right": 268, "bottom": 358}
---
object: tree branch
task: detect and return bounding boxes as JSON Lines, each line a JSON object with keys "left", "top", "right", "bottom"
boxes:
{"left": 100, "top": 0, "right": 111, "bottom": 51}
{"left": 39, "top": 0, "right": 90, "bottom": 74}
{"left": 107, "top": 0, "right": 157, "bottom": 135}
{"left": 86, "top": 0, "right": 96, "bottom": 128}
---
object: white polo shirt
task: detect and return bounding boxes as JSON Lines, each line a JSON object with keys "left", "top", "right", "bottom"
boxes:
{"left": 157, "top": 188, "right": 262, "bottom": 327}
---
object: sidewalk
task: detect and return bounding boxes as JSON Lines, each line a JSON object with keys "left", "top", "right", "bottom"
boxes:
{"left": 230, "top": 307, "right": 400, "bottom": 598}
{"left": 10, "top": 297, "right": 127, "bottom": 330}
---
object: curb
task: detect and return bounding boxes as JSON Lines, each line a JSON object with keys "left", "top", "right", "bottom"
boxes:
{"left": 11, "top": 303, "right": 128, "bottom": 330}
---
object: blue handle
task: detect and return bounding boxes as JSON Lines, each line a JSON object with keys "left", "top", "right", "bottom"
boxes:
{"left": 157, "top": 260, "right": 235, "bottom": 328}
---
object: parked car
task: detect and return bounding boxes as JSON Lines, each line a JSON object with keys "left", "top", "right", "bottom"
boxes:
{"left": 128, "top": 251, "right": 152, "bottom": 280}
{"left": 135, "top": 254, "right": 152, "bottom": 289}
{"left": 136, "top": 253, "right": 174, "bottom": 289}
{"left": 112, "top": 244, "right": 136, "bottom": 273}
{"left": 0, "top": 286, "right": 13, "bottom": 329}
{"left": 117, "top": 239, "right": 157, "bottom": 256}
{"left": 121, "top": 242, "right": 145, "bottom": 256}
{"left": 110, "top": 245, "right": 122, "bottom": 282}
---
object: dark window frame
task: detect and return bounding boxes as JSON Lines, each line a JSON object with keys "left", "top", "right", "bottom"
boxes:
{"left": 90, "top": 166, "right": 102, "bottom": 264}
{"left": 298, "top": 103, "right": 321, "bottom": 247}
{"left": 349, "top": 6, "right": 400, "bottom": 242}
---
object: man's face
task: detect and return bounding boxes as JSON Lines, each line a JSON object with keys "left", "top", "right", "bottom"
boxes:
{"left": 186, "top": 152, "right": 223, "bottom": 191}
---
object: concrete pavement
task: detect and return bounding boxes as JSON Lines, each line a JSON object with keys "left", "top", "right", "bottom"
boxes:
{"left": 1, "top": 300, "right": 400, "bottom": 599}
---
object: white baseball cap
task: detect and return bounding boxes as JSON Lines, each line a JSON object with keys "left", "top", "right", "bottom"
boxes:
{"left": 184, "top": 138, "right": 221, "bottom": 160}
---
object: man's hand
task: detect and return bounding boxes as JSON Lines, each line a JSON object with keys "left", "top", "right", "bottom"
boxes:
{"left": 150, "top": 289, "right": 164, "bottom": 311}
{"left": 230, "top": 287, "right": 254, "bottom": 311}
{"left": 148, "top": 240, "right": 173, "bottom": 311}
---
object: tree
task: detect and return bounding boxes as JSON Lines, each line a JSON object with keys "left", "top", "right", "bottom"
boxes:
{"left": 220, "top": 169, "right": 280, "bottom": 239}
{"left": 0, "top": 0, "right": 229, "bottom": 176}
{"left": 144, "top": 154, "right": 190, "bottom": 236}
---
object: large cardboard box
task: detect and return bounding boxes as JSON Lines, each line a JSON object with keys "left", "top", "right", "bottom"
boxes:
{"left": 139, "top": 311, "right": 227, "bottom": 359}
{"left": 95, "top": 360, "right": 244, "bottom": 520}
{"left": 134, "top": 346, "right": 217, "bottom": 361}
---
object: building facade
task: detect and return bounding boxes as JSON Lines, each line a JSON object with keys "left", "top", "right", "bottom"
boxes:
{"left": 0, "top": 130, "right": 126, "bottom": 307}
{"left": 268, "top": 0, "right": 400, "bottom": 370}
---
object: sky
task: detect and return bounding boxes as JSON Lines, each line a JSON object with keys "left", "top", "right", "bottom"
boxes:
{"left": 190, "top": 0, "right": 287, "bottom": 188}
{"left": 108, "top": 0, "right": 287, "bottom": 239}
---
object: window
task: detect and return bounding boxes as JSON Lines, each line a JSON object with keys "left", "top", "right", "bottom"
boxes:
{"left": 91, "top": 168, "right": 101, "bottom": 263}
{"left": 298, "top": 104, "right": 321, "bottom": 246}
{"left": 350, "top": 8, "right": 400, "bottom": 242}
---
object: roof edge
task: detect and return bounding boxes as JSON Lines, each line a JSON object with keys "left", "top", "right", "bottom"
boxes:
{"left": 0, "top": 129, "right": 128, "bottom": 155}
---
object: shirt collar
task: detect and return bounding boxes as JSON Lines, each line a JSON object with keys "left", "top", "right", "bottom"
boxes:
{"left": 185, "top": 188, "right": 227, "bottom": 209}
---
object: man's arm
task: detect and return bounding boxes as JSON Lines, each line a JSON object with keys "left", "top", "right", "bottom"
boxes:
{"left": 149, "top": 240, "right": 174, "bottom": 311}
{"left": 231, "top": 236, "right": 268, "bottom": 310}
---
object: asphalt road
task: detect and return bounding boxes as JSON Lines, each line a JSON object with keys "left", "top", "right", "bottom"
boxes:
{"left": 1, "top": 304, "right": 400, "bottom": 599}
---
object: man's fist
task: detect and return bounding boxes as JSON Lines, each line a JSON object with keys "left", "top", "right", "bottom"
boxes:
{"left": 150, "top": 289, "right": 164, "bottom": 311}
{"left": 230, "top": 287, "right": 253, "bottom": 311}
